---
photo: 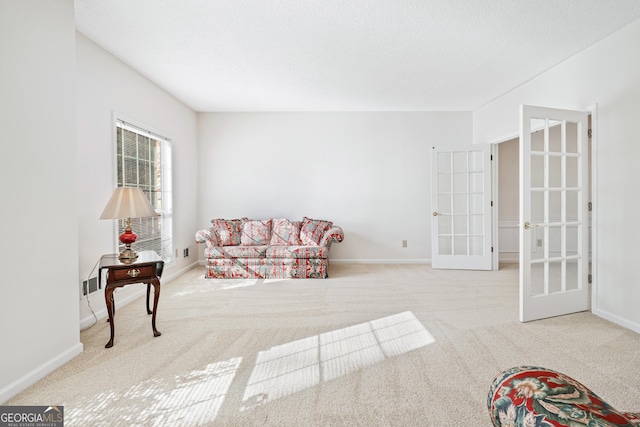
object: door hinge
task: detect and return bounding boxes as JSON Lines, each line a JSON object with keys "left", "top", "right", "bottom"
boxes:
{"left": 490, "top": 154, "right": 493, "bottom": 161}
{"left": 491, "top": 246, "right": 494, "bottom": 253}
{"left": 491, "top": 201, "right": 493, "bottom": 207}
{"left": 588, "top": 274, "right": 592, "bottom": 284}
{"left": 588, "top": 129, "right": 592, "bottom": 138}
{"left": 588, "top": 202, "right": 592, "bottom": 212}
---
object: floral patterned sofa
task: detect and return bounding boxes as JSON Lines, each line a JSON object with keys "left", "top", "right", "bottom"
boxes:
{"left": 488, "top": 366, "right": 640, "bottom": 427}
{"left": 195, "top": 217, "right": 344, "bottom": 279}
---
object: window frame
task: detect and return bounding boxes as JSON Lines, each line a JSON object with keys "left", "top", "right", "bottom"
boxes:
{"left": 111, "top": 113, "right": 174, "bottom": 264}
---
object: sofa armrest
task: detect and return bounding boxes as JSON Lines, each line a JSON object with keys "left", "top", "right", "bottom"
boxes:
{"left": 195, "top": 228, "right": 220, "bottom": 250}
{"left": 320, "top": 226, "right": 344, "bottom": 248}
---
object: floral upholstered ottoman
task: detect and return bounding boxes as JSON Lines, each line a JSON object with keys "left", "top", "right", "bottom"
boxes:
{"left": 488, "top": 366, "right": 640, "bottom": 427}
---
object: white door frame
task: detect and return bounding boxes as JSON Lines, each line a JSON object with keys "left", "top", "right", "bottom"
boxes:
{"left": 491, "top": 143, "right": 500, "bottom": 271}
{"left": 489, "top": 104, "right": 597, "bottom": 315}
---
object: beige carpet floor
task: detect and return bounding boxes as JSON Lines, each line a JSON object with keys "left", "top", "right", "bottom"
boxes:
{"left": 6, "top": 263, "right": 640, "bottom": 426}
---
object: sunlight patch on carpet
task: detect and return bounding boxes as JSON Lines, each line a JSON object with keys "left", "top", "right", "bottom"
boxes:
{"left": 174, "top": 277, "right": 294, "bottom": 297}
{"left": 240, "top": 311, "right": 434, "bottom": 411}
{"left": 174, "top": 279, "right": 264, "bottom": 296}
{"left": 66, "top": 357, "right": 242, "bottom": 426}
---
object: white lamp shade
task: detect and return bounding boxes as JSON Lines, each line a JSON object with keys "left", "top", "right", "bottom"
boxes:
{"left": 100, "top": 187, "right": 158, "bottom": 220}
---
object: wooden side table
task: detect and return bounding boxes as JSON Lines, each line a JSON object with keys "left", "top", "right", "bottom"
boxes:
{"left": 99, "top": 251, "right": 165, "bottom": 348}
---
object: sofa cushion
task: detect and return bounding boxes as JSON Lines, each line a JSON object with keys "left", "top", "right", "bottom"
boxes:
{"left": 300, "top": 216, "right": 333, "bottom": 246}
{"left": 210, "top": 218, "right": 243, "bottom": 246}
{"left": 266, "top": 245, "right": 327, "bottom": 259}
{"left": 269, "top": 219, "right": 301, "bottom": 245}
{"left": 205, "top": 245, "right": 268, "bottom": 259}
{"left": 241, "top": 219, "right": 272, "bottom": 246}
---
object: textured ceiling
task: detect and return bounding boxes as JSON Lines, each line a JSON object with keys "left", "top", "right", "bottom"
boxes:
{"left": 75, "top": 1, "right": 640, "bottom": 112}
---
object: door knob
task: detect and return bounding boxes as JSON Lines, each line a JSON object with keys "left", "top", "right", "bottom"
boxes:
{"left": 524, "top": 222, "right": 539, "bottom": 229}
{"left": 432, "top": 212, "right": 438, "bottom": 216}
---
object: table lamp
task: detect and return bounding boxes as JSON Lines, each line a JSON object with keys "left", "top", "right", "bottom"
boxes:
{"left": 100, "top": 187, "right": 158, "bottom": 261}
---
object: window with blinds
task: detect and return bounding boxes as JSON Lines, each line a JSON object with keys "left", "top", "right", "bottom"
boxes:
{"left": 116, "top": 120, "right": 173, "bottom": 263}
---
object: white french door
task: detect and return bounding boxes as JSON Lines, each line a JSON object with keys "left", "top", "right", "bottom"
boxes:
{"left": 431, "top": 144, "right": 492, "bottom": 270}
{"left": 519, "top": 105, "right": 590, "bottom": 322}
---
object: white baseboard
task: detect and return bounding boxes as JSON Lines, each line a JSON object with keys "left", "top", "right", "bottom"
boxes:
{"left": 592, "top": 308, "right": 640, "bottom": 334}
{"left": 0, "top": 342, "right": 83, "bottom": 404}
{"left": 331, "top": 259, "right": 430, "bottom": 264}
{"left": 162, "top": 260, "right": 200, "bottom": 282}
{"left": 498, "top": 253, "right": 519, "bottom": 263}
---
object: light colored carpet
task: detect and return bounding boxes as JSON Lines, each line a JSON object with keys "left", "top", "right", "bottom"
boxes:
{"left": 6, "top": 263, "right": 640, "bottom": 426}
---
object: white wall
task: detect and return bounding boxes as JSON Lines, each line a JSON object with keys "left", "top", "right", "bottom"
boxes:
{"left": 197, "top": 112, "right": 472, "bottom": 262}
{"left": 474, "top": 19, "right": 640, "bottom": 332}
{"left": 0, "top": 1, "right": 82, "bottom": 403}
{"left": 76, "top": 33, "right": 199, "bottom": 328}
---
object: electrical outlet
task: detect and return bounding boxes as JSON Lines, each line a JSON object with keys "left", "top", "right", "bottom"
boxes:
{"left": 402, "top": 240, "right": 408, "bottom": 248}
{"left": 183, "top": 248, "right": 190, "bottom": 258}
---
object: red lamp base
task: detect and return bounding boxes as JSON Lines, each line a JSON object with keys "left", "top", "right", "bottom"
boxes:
{"left": 119, "top": 228, "right": 137, "bottom": 245}
{"left": 118, "top": 221, "right": 139, "bottom": 261}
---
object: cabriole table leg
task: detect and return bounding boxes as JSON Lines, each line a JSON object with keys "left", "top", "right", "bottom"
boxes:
{"left": 150, "top": 279, "right": 161, "bottom": 338}
{"left": 105, "top": 287, "right": 116, "bottom": 348}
